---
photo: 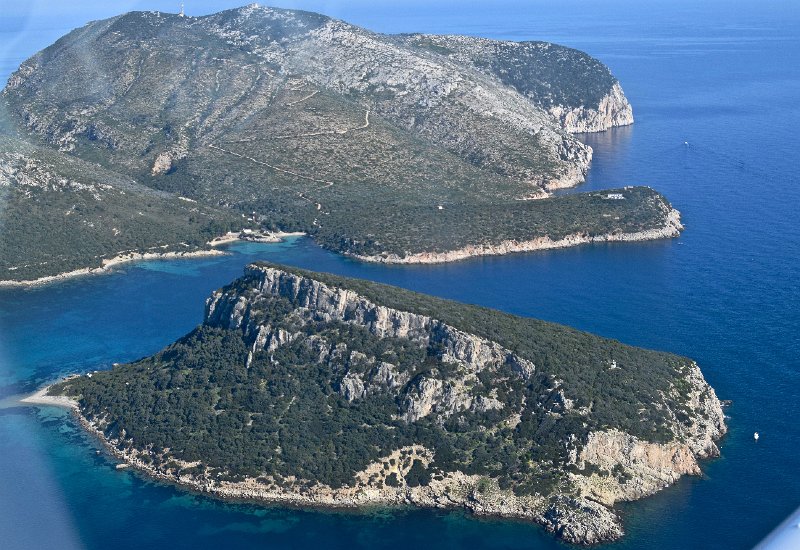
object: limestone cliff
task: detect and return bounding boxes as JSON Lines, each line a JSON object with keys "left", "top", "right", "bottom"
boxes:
{"left": 205, "top": 265, "right": 537, "bottom": 426}
{"left": 393, "top": 34, "right": 634, "bottom": 135}
{"left": 550, "top": 82, "right": 634, "bottom": 134}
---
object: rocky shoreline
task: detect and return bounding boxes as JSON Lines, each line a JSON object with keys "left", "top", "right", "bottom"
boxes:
{"left": 352, "top": 208, "right": 683, "bottom": 264}
{"left": 36, "top": 386, "right": 621, "bottom": 545}
{"left": 28, "top": 374, "right": 721, "bottom": 546}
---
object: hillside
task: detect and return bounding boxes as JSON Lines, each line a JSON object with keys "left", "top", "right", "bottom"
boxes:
{"left": 0, "top": 4, "right": 680, "bottom": 272}
{"left": 0, "top": 135, "right": 245, "bottom": 282}
{"left": 51, "top": 263, "right": 726, "bottom": 544}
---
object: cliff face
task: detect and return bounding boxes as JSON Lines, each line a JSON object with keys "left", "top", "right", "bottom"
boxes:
{"left": 393, "top": 34, "right": 634, "bottom": 135}
{"left": 549, "top": 82, "right": 634, "bottom": 134}
{"left": 208, "top": 262, "right": 724, "bottom": 440}
{"left": 205, "top": 265, "right": 537, "bottom": 425}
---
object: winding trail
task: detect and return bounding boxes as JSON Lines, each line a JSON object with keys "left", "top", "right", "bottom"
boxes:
{"left": 286, "top": 90, "right": 319, "bottom": 106}
{"left": 220, "top": 108, "right": 371, "bottom": 144}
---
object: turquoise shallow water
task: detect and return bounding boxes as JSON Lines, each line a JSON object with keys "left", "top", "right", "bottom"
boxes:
{"left": 1, "top": 1, "right": 800, "bottom": 548}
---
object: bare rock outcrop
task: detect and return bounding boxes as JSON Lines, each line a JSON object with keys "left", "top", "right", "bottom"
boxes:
{"left": 206, "top": 265, "right": 537, "bottom": 385}
{"left": 550, "top": 82, "right": 634, "bottom": 133}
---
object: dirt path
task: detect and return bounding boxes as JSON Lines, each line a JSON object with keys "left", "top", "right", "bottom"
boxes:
{"left": 287, "top": 89, "right": 319, "bottom": 106}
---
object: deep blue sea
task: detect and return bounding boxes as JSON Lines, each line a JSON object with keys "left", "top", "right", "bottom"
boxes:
{"left": 1, "top": 1, "right": 799, "bottom": 548}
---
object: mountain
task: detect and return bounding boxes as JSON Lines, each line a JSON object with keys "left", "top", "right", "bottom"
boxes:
{"left": 50, "top": 263, "right": 726, "bottom": 544}
{"left": 1, "top": 5, "right": 680, "bottom": 274}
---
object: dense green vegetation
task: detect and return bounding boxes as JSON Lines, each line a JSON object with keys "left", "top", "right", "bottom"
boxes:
{"left": 312, "top": 186, "right": 672, "bottom": 257}
{"left": 0, "top": 136, "right": 246, "bottom": 281}
{"left": 245, "top": 263, "right": 695, "bottom": 439}
{"left": 52, "top": 265, "right": 698, "bottom": 494}
{"left": 53, "top": 323, "right": 569, "bottom": 493}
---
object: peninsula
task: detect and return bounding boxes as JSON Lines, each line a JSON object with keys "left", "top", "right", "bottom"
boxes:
{"left": 47, "top": 263, "right": 726, "bottom": 545}
{"left": 1, "top": 4, "right": 680, "bottom": 281}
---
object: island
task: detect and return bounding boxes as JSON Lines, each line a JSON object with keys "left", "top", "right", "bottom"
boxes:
{"left": 47, "top": 263, "right": 726, "bottom": 545}
{"left": 2, "top": 4, "right": 680, "bottom": 282}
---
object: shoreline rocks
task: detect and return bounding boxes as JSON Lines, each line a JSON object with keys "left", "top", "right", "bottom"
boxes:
{"left": 352, "top": 207, "right": 683, "bottom": 265}
{"left": 57, "top": 404, "right": 627, "bottom": 545}
{"left": 38, "top": 330, "right": 723, "bottom": 547}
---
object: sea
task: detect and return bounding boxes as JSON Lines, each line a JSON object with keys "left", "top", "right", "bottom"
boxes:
{"left": 1, "top": 1, "right": 799, "bottom": 548}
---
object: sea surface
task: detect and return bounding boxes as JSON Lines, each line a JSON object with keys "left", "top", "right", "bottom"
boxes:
{"left": 1, "top": 1, "right": 799, "bottom": 548}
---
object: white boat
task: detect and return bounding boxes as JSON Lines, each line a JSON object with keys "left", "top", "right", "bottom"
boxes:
{"left": 754, "top": 432, "right": 760, "bottom": 441}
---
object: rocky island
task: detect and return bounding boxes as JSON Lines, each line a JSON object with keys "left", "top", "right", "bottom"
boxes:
{"left": 48, "top": 263, "right": 726, "bottom": 545}
{"left": 1, "top": 4, "right": 681, "bottom": 281}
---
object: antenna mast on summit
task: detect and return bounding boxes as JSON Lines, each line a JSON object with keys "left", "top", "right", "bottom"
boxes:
{"left": 179, "top": 3, "right": 185, "bottom": 17}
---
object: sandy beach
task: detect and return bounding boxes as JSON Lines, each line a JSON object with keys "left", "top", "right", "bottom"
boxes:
{"left": 0, "top": 249, "right": 228, "bottom": 288}
{"left": 0, "top": 230, "right": 307, "bottom": 288}
{"left": 208, "top": 230, "right": 306, "bottom": 247}
{"left": 19, "top": 384, "right": 78, "bottom": 410}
